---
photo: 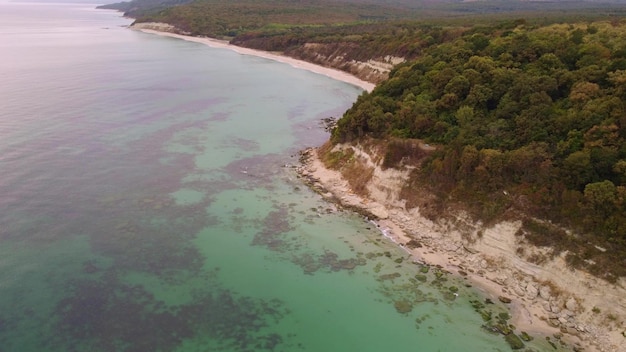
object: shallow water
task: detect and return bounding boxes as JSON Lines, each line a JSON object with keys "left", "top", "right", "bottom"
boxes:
{"left": 0, "top": 2, "right": 563, "bottom": 351}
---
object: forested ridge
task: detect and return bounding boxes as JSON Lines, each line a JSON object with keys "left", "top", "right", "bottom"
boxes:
{"left": 334, "top": 20, "right": 626, "bottom": 281}
{"left": 98, "top": 0, "right": 194, "bottom": 18}
{"left": 104, "top": 0, "right": 626, "bottom": 59}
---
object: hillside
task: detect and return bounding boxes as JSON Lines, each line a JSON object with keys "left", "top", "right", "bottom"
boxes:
{"left": 97, "top": 0, "right": 194, "bottom": 17}
{"left": 101, "top": 0, "right": 626, "bottom": 82}
{"left": 332, "top": 20, "right": 626, "bottom": 282}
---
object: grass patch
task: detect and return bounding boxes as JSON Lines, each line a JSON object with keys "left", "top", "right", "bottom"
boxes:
{"left": 319, "top": 142, "right": 374, "bottom": 197}
{"left": 319, "top": 141, "right": 354, "bottom": 170}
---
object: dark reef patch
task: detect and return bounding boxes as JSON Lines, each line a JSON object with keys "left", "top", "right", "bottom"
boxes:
{"left": 51, "top": 272, "right": 292, "bottom": 352}
{"left": 252, "top": 206, "right": 295, "bottom": 252}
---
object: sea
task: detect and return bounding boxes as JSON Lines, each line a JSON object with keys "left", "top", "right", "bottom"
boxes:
{"left": 0, "top": 2, "right": 560, "bottom": 351}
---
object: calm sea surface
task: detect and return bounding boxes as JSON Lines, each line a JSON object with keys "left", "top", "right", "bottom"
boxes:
{"left": 0, "top": 2, "right": 556, "bottom": 351}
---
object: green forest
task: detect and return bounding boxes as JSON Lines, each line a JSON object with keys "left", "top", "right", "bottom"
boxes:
{"left": 101, "top": 0, "right": 626, "bottom": 280}
{"left": 105, "top": 0, "right": 626, "bottom": 53}
{"left": 334, "top": 20, "right": 626, "bottom": 281}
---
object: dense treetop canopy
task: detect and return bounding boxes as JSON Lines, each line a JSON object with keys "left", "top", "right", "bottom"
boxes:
{"left": 334, "top": 20, "right": 626, "bottom": 279}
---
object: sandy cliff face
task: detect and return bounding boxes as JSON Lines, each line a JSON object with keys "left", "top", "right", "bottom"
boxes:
{"left": 132, "top": 23, "right": 402, "bottom": 85}
{"left": 285, "top": 43, "right": 404, "bottom": 84}
{"left": 131, "top": 22, "right": 188, "bottom": 34}
{"left": 298, "top": 142, "right": 626, "bottom": 352}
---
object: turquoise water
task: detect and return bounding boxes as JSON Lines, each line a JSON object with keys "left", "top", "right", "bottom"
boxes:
{"left": 0, "top": 2, "right": 559, "bottom": 351}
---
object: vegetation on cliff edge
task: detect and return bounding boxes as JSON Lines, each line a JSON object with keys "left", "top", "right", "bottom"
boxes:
{"left": 332, "top": 20, "right": 626, "bottom": 281}
{"left": 104, "top": 0, "right": 626, "bottom": 82}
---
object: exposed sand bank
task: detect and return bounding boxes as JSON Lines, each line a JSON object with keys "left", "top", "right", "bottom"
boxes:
{"left": 131, "top": 23, "right": 375, "bottom": 92}
{"left": 297, "top": 146, "right": 626, "bottom": 352}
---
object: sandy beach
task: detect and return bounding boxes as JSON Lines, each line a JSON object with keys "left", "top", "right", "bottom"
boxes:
{"left": 132, "top": 24, "right": 375, "bottom": 92}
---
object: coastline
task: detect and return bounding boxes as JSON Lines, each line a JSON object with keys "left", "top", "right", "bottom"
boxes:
{"left": 297, "top": 147, "right": 626, "bottom": 352}
{"left": 129, "top": 22, "right": 624, "bottom": 352}
{"left": 131, "top": 24, "right": 375, "bottom": 92}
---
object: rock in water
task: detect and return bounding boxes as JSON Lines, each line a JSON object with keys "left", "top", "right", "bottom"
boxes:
{"left": 504, "top": 334, "right": 525, "bottom": 350}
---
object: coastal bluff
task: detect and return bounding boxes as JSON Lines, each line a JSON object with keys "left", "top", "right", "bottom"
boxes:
{"left": 130, "top": 22, "right": 400, "bottom": 85}
{"left": 131, "top": 22, "right": 188, "bottom": 34}
{"left": 297, "top": 143, "right": 626, "bottom": 352}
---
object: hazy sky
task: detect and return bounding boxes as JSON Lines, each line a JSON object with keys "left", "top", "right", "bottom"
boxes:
{"left": 6, "top": 0, "right": 123, "bottom": 4}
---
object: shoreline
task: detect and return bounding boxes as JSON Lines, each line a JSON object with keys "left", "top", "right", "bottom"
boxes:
{"left": 131, "top": 24, "right": 375, "bottom": 92}
{"left": 129, "top": 22, "right": 624, "bottom": 351}
{"left": 296, "top": 148, "right": 559, "bottom": 338}
{"left": 297, "top": 147, "right": 626, "bottom": 352}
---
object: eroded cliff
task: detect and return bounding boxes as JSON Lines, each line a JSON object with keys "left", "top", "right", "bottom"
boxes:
{"left": 298, "top": 141, "right": 626, "bottom": 352}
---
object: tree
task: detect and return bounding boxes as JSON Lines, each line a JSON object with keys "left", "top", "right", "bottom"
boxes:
{"left": 584, "top": 180, "right": 617, "bottom": 216}
{"left": 562, "top": 150, "right": 595, "bottom": 189}
{"left": 569, "top": 81, "right": 600, "bottom": 104}
{"left": 444, "top": 75, "right": 471, "bottom": 99}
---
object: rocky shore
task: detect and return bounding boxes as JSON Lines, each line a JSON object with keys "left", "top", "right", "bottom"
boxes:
{"left": 297, "top": 145, "right": 626, "bottom": 352}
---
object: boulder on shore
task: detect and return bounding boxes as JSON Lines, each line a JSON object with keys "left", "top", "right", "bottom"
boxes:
{"left": 498, "top": 296, "right": 512, "bottom": 304}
